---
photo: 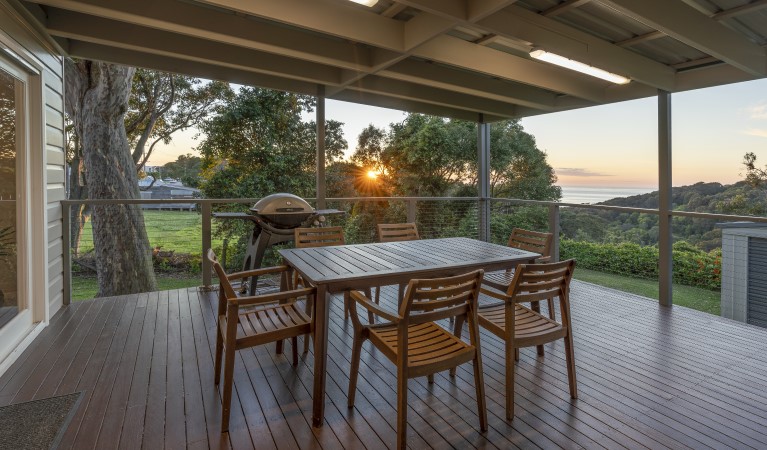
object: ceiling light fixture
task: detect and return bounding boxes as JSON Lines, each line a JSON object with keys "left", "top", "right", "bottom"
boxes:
{"left": 529, "top": 49, "right": 631, "bottom": 85}
{"left": 348, "top": 0, "right": 379, "bottom": 6}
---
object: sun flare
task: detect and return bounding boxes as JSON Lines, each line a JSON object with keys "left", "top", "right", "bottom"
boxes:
{"left": 366, "top": 170, "right": 378, "bottom": 180}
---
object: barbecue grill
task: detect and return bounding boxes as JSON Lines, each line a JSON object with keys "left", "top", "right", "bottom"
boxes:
{"left": 214, "top": 193, "right": 343, "bottom": 295}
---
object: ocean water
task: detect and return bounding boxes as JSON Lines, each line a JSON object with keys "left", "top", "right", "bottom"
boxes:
{"left": 560, "top": 186, "right": 654, "bottom": 204}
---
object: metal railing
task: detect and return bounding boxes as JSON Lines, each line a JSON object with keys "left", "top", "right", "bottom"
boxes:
{"left": 61, "top": 196, "right": 767, "bottom": 305}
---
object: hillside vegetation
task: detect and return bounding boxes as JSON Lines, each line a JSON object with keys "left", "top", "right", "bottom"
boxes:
{"left": 562, "top": 181, "right": 766, "bottom": 251}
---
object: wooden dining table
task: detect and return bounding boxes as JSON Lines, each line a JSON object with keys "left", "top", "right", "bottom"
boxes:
{"left": 278, "top": 236, "right": 540, "bottom": 427}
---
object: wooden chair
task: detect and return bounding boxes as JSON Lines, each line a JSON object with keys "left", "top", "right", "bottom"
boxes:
{"left": 292, "top": 226, "right": 372, "bottom": 345}
{"left": 207, "top": 249, "right": 315, "bottom": 432}
{"left": 347, "top": 270, "right": 487, "bottom": 449}
{"left": 483, "top": 228, "right": 556, "bottom": 319}
{"left": 477, "top": 259, "right": 577, "bottom": 420}
{"left": 375, "top": 223, "right": 420, "bottom": 304}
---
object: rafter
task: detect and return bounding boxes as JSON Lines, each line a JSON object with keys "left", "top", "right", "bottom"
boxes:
{"left": 712, "top": 0, "right": 767, "bottom": 20}
{"left": 45, "top": 10, "right": 343, "bottom": 85}
{"left": 478, "top": 6, "right": 677, "bottom": 90}
{"left": 542, "top": 0, "right": 592, "bottom": 17}
{"left": 24, "top": 0, "right": 375, "bottom": 71}
{"left": 599, "top": 0, "right": 767, "bottom": 76}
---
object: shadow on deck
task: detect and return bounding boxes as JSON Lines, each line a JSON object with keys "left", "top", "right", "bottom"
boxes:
{"left": 1, "top": 281, "right": 766, "bottom": 449}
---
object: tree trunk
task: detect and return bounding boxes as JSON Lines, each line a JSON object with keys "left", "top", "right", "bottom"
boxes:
{"left": 67, "top": 152, "right": 88, "bottom": 257}
{"left": 65, "top": 60, "right": 156, "bottom": 296}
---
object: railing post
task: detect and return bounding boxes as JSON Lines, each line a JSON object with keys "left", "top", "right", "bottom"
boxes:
{"left": 62, "top": 202, "right": 72, "bottom": 306}
{"left": 407, "top": 199, "right": 417, "bottom": 223}
{"left": 548, "top": 204, "right": 560, "bottom": 262}
{"left": 477, "top": 115, "right": 491, "bottom": 242}
{"left": 201, "top": 201, "right": 212, "bottom": 287}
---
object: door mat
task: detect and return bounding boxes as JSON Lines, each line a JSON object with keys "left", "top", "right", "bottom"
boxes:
{"left": 0, "top": 391, "right": 82, "bottom": 450}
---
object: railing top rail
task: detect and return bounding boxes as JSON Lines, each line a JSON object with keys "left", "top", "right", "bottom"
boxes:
{"left": 60, "top": 196, "right": 767, "bottom": 224}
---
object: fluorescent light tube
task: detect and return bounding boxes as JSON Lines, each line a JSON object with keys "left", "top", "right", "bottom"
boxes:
{"left": 348, "top": 0, "right": 378, "bottom": 6}
{"left": 530, "top": 49, "right": 631, "bottom": 85}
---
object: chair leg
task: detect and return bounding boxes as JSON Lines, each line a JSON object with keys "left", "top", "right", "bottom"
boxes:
{"left": 531, "top": 301, "right": 545, "bottom": 356}
{"left": 506, "top": 343, "right": 515, "bottom": 421}
{"left": 449, "top": 316, "right": 465, "bottom": 377}
{"left": 564, "top": 331, "right": 578, "bottom": 399}
{"left": 344, "top": 291, "right": 350, "bottom": 320}
{"left": 221, "top": 345, "right": 237, "bottom": 432}
{"left": 397, "top": 368, "right": 408, "bottom": 450}
{"left": 347, "top": 331, "right": 364, "bottom": 408}
{"left": 514, "top": 348, "right": 520, "bottom": 362}
{"left": 472, "top": 353, "right": 487, "bottom": 432}
{"left": 364, "top": 288, "right": 374, "bottom": 324}
{"left": 547, "top": 298, "right": 556, "bottom": 321}
{"left": 427, "top": 374, "right": 434, "bottom": 384}
{"left": 291, "top": 336, "right": 299, "bottom": 366}
{"left": 214, "top": 327, "right": 224, "bottom": 385}
{"left": 304, "top": 296, "right": 313, "bottom": 354}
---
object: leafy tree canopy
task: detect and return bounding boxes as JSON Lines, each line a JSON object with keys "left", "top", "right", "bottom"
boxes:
{"left": 352, "top": 114, "right": 560, "bottom": 200}
{"left": 161, "top": 154, "right": 203, "bottom": 187}
{"left": 198, "top": 87, "right": 345, "bottom": 199}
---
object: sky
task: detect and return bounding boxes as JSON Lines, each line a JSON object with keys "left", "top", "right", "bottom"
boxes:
{"left": 151, "top": 77, "right": 767, "bottom": 189}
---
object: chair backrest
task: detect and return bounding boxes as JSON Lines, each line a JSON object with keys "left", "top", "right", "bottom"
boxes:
{"left": 508, "top": 228, "right": 553, "bottom": 260}
{"left": 294, "top": 226, "right": 345, "bottom": 248}
{"left": 507, "top": 259, "right": 575, "bottom": 308}
{"left": 399, "top": 270, "right": 484, "bottom": 324}
{"left": 207, "top": 248, "right": 238, "bottom": 299}
{"left": 378, "top": 223, "right": 420, "bottom": 243}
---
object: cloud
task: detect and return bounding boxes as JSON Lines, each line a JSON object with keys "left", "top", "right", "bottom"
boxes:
{"left": 556, "top": 168, "right": 612, "bottom": 177}
{"left": 744, "top": 128, "right": 767, "bottom": 138}
{"left": 747, "top": 104, "right": 767, "bottom": 120}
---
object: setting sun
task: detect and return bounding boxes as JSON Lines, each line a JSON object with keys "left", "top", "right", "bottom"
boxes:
{"left": 366, "top": 170, "right": 378, "bottom": 180}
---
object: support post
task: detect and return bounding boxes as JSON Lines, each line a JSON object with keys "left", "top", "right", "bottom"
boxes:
{"left": 407, "top": 199, "right": 417, "bottom": 223}
{"left": 316, "top": 85, "right": 327, "bottom": 210}
{"left": 658, "top": 90, "right": 673, "bottom": 306}
{"left": 202, "top": 200, "right": 212, "bottom": 288}
{"left": 548, "top": 204, "right": 560, "bottom": 262}
{"left": 478, "top": 115, "right": 491, "bottom": 242}
{"left": 62, "top": 202, "right": 71, "bottom": 306}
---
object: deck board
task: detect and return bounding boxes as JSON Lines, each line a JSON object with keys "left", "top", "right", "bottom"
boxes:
{"left": 3, "top": 281, "right": 767, "bottom": 449}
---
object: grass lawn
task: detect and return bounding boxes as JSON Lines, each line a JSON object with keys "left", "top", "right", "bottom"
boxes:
{"left": 72, "top": 274, "right": 202, "bottom": 301}
{"left": 573, "top": 267, "right": 721, "bottom": 315}
{"left": 78, "top": 210, "right": 224, "bottom": 255}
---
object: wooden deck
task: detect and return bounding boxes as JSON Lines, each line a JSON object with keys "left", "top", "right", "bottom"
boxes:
{"left": 2, "top": 281, "right": 767, "bottom": 449}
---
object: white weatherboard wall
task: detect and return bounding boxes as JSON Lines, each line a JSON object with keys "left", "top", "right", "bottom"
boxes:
{"left": 0, "top": 0, "right": 66, "bottom": 370}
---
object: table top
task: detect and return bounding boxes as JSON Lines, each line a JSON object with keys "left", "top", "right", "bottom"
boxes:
{"left": 279, "top": 237, "right": 539, "bottom": 291}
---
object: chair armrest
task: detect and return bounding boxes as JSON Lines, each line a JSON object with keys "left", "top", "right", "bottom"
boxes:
{"left": 349, "top": 290, "right": 401, "bottom": 323}
{"left": 536, "top": 255, "right": 552, "bottom": 263}
{"left": 231, "top": 287, "right": 315, "bottom": 307}
{"left": 480, "top": 286, "right": 508, "bottom": 301}
{"left": 226, "top": 265, "right": 291, "bottom": 281}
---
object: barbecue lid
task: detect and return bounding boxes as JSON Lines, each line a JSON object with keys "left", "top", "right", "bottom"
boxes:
{"left": 249, "top": 193, "right": 314, "bottom": 215}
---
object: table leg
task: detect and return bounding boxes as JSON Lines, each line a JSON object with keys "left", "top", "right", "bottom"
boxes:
{"left": 312, "top": 284, "right": 329, "bottom": 427}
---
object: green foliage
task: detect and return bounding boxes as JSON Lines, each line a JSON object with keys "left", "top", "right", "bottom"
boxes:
{"left": 561, "top": 238, "right": 721, "bottom": 290}
{"left": 352, "top": 115, "right": 560, "bottom": 200}
{"left": 162, "top": 154, "right": 203, "bottom": 187}
{"left": 561, "top": 181, "right": 767, "bottom": 251}
{"left": 197, "top": 87, "right": 345, "bottom": 200}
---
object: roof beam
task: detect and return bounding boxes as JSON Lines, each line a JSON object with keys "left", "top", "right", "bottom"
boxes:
{"left": 66, "top": 41, "right": 320, "bottom": 95}
{"left": 381, "top": 3, "right": 407, "bottom": 18}
{"left": 196, "top": 0, "right": 405, "bottom": 51}
{"left": 599, "top": 0, "right": 767, "bottom": 76}
{"left": 332, "top": 90, "right": 492, "bottom": 122}
{"left": 24, "top": 0, "right": 374, "bottom": 70}
{"left": 343, "top": 75, "right": 517, "bottom": 117}
{"left": 412, "top": 34, "right": 607, "bottom": 102}
{"left": 542, "top": 0, "right": 592, "bottom": 17}
{"left": 615, "top": 31, "right": 664, "bottom": 47}
{"left": 45, "top": 9, "right": 343, "bottom": 85}
{"left": 478, "top": 6, "right": 677, "bottom": 90}
{"left": 712, "top": 0, "right": 767, "bottom": 20}
{"left": 379, "top": 59, "right": 558, "bottom": 110}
